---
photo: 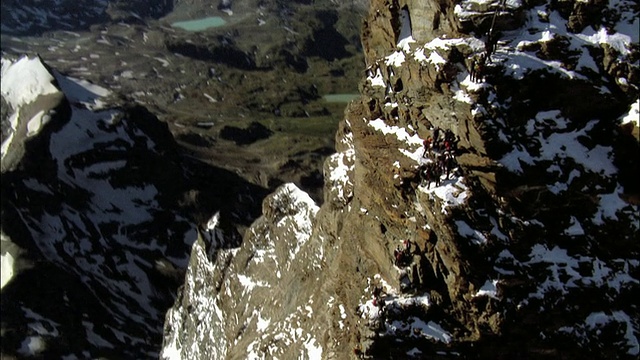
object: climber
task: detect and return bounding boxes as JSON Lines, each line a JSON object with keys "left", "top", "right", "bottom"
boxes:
{"left": 407, "top": 262, "right": 423, "bottom": 291}
{"left": 403, "top": 239, "right": 412, "bottom": 254}
{"left": 453, "top": 135, "right": 461, "bottom": 154}
{"left": 422, "top": 137, "right": 432, "bottom": 158}
{"left": 484, "top": 33, "right": 496, "bottom": 60}
{"left": 429, "top": 163, "right": 438, "bottom": 188}
{"left": 433, "top": 127, "right": 441, "bottom": 144}
{"left": 469, "top": 58, "right": 477, "bottom": 82}
{"left": 433, "top": 162, "right": 442, "bottom": 187}
{"left": 394, "top": 245, "right": 403, "bottom": 266}
{"left": 485, "top": 0, "right": 506, "bottom": 60}
{"left": 423, "top": 164, "right": 430, "bottom": 189}
{"left": 444, "top": 139, "right": 451, "bottom": 153}
{"left": 372, "top": 285, "right": 383, "bottom": 309}
{"left": 420, "top": 163, "right": 431, "bottom": 188}
{"left": 373, "top": 285, "right": 382, "bottom": 298}
{"left": 474, "top": 58, "right": 485, "bottom": 83}
{"left": 444, "top": 129, "right": 454, "bottom": 143}
{"left": 445, "top": 152, "right": 454, "bottom": 179}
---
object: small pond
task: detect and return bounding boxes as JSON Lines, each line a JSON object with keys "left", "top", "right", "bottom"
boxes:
{"left": 172, "top": 17, "right": 227, "bottom": 31}
{"left": 323, "top": 94, "right": 360, "bottom": 103}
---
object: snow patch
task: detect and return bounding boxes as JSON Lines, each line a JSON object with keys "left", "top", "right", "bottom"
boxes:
{"left": 368, "top": 118, "right": 423, "bottom": 160}
{"left": 1, "top": 56, "right": 58, "bottom": 108}
{"left": 385, "top": 51, "right": 406, "bottom": 67}
{"left": 620, "top": 99, "right": 639, "bottom": 127}
{"left": 388, "top": 317, "right": 453, "bottom": 343}
{"left": 19, "top": 336, "right": 45, "bottom": 356}
{"left": 53, "top": 73, "right": 111, "bottom": 109}
{"left": 368, "top": 68, "right": 385, "bottom": 87}
{"left": 303, "top": 337, "right": 322, "bottom": 359}
{"left": 397, "top": 8, "right": 414, "bottom": 52}
{"left": 592, "top": 186, "right": 638, "bottom": 227}
{"left": 328, "top": 149, "right": 355, "bottom": 203}
{"left": 526, "top": 244, "right": 639, "bottom": 298}
{"left": 237, "top": 274, "right": 268, "bottom": 292}
{"left": 256, "top": 312, "right": 270, "bottom": 333}
{"left": 26, "top": 110, "right": 50, "bottom": 137}
{"left": 1, "top": 249, "right": 15, "bottom": 289}
{"left": 500, "top": 116, "right": 617, "bottom": 176}
{"left": 585, "top": 311, "right": 639, "bottom": 355}
{"left": 575, "top": 26, "right": 634, "bottom": 56}
{"left": 421, "top": 176, "right": 470, "bottom": 214}
{"left": 564, "top": 216, "right": 585, "bottom": 236}
{"left": 455, "top": 220, "right": 488, "bottom": 245}
{"left": 474, "top": 280, "right": 499, "bottom": 299}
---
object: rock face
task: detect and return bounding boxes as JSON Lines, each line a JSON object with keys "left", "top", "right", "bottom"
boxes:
{"left": 162, "top": 0, "right": 639, "bottom": 358}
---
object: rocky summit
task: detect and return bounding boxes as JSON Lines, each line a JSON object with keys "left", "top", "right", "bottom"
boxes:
{"left": 1, "top": 0, "right": 639, "bottom": 359}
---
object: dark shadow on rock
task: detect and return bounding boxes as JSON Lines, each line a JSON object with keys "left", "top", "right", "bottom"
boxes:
{"left": 177, "top": 152, "right": 270, "bottom": 229}
{"left": 301, "top": 10, "right": 352, "bottom": 61}
{"left": 279, "top": 49, "right": 309, "bottom": 73}
{"left": 0, "top": 262, "right": 150, "bottom": 359}
{"left": 177, "top": 133, "right": 215, "bottom": 147}
{"left": 219, "top": 121, "right": 273, "bottom": 145}
{"left": 166, "top": 40, "right": 258, "bottom": 70}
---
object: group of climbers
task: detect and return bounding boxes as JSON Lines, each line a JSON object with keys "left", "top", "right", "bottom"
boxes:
{"left": 469, "top": 53, "right": 487, "bottom": 83}
{"left": 419, "top": 127, "right": 460, "bottom": 189}
{"left": 392, "top": 238, "right": 426, "bottom": 293}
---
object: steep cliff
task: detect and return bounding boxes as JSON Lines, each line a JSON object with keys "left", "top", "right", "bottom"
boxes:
{"left": 162, "top": 0, "right": 639, "bottom": 358}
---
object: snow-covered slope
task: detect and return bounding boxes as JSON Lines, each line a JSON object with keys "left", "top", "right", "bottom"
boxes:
{"left": 1, "top": 56, "right": 197, "bottom": 358}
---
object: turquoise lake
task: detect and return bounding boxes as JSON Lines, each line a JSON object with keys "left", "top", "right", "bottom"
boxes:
{"left": 172, "top": 17, "right": 227, "bottom": 31}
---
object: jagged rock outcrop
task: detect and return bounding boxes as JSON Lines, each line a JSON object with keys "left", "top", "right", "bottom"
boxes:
{"left": 163, "top": 183, "right": 325, "bottom": 359}
{"left": 162, "top": 0, "right": 639, "bottom": 358}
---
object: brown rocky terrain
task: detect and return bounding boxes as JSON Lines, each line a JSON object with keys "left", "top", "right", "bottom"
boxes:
{"left": 162, "top": 0, "right": 639, "bottom": 358}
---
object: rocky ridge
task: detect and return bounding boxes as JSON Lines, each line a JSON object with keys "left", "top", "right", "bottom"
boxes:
{"left": 162, "top": 0, "right": 639, "bottom": 358}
